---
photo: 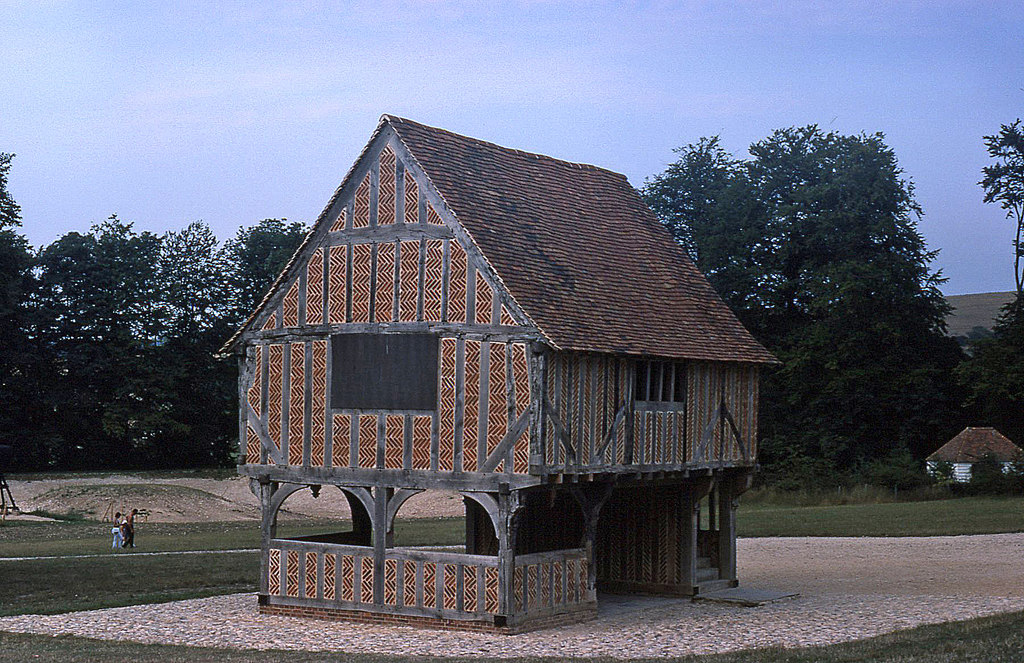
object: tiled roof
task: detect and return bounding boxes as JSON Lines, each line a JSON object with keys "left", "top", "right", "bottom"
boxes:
{"left": 388, "top": 116, "right": 776, "bottom": 363}
{"left": 927, "top": 427, "right": 1022, "bottom": 463}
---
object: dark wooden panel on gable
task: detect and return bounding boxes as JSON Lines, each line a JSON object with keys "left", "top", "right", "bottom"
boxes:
{"left": 331, "top": 333, "right": 439, "bottom": 410}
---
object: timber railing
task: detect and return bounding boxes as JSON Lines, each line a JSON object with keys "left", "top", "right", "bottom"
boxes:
{"left": 511, "top": 548, "right": 592, "bottom": 619}
{"left": 265, "top": 539, "right": 593, "bottom": 624}
{"left": 538, "top": 398, "right": 754, "bottom": 475}
{"left": 266, "top": 539, "right": 499, "bottom": 621}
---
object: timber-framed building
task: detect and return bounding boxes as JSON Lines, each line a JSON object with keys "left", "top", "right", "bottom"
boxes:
{"left": 222, "top": 116, "right": 776, "bottom": 633}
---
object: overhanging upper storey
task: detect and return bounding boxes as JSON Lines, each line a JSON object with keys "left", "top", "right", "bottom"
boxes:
{"left": 226, "top": 115, "right": 773, "bottom": 487}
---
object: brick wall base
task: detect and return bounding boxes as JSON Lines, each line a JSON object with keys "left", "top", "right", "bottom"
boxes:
{"left": 258, "top": 601, "right": 597, "bottom": 635}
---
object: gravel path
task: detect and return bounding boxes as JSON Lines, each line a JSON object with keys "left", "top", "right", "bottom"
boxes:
{"left": 2, "top": 534, "right": 1023, "bottom": 659}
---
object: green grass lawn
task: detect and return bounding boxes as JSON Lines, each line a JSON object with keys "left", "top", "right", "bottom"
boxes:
{"left": 736, "top": 496, "right": 1024, "bottom": 537}
{"left": 0, "top": 552, "right": 258, "bottom": 617}
{"left": 1, "top": 607, "right": 1023, "bottom": 662}
{"left": 0, "top": 518, "right": 465, "bottom": 617}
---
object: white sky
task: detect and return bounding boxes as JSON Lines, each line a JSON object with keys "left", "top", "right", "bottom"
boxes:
{"left": 1, "top": 1, "right": 1022, "bottom": 294}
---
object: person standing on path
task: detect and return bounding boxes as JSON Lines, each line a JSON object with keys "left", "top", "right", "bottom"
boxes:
{"left": 123, "top": 508, "right": 138, "bottom": 548}
{"left": 111, "top": 512, "right": 123, "bottom": 549}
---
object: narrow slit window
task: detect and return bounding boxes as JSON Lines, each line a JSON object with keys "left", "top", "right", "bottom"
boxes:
{"left": 635, "top": 360, "right": 686, "bottom": 404}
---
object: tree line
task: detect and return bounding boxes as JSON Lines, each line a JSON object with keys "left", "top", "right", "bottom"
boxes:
{"left": 2, "top": 122, "right": 1022, "bottom": 487}
{"left": 643, "top": 123, "right": 1024, "bottom": 488}
{"left": 0, "top": 156, "right": 305, "bottom": 470}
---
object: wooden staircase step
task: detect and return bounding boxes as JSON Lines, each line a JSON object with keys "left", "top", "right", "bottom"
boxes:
{"left": 694, "top": 579, "right": 734, "bottom": 595}
{"left": 696, "top": 567, "right": 718, "bottom": 583}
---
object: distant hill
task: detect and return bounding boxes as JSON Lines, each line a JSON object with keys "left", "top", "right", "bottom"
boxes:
{"left": 945, "top": 291, "right": 1016, "bottom": 342}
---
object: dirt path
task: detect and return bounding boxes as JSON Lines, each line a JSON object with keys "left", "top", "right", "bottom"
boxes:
{"left": 8, "top": 475, "right": 464, "bottom": 522}
{"left": 739, "top": 533, "right": 1024, "bottom": 597}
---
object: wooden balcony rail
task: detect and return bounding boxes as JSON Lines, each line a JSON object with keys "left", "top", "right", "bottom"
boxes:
{"left": 266, "top": 539, "right": 499, "bottom": 621}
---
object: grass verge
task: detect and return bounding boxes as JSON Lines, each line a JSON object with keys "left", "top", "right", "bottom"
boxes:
{"left": 1, "top": 608, "right": 1023, "bottom": 662}
{"left": 0, "top": 552, "right": 257, "bottom": 617}
{"left": 736, "top": 496, "right": 1024, "bottom": 537}
{"left": 0, "top": 518, "right": 465, "bottom": 617}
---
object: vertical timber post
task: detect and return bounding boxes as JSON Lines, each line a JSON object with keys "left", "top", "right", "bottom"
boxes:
{"left": 497, "top": 486, "right": 519, "bottom": 623}
{"left": 718, "top": 470, "right": 751, "bottom": 586}
{"left": 528, "top": 344, "right": 547, "bottom": 473}
{"left": 372, "top": 485, "right": 391, "bottom": 605}
{"left": 572, "top": 482, "right": 614, "bottom": 601}
{"left": 681, "top": 476, "right": 713, "bottom": 595}
{"left": 717, "top": 473, "right": 737, "bottom": 584}
{"left": 258, "top": 478, "right": 278, "bottom": 598}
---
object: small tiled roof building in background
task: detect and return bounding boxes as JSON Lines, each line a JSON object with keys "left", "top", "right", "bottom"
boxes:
{"left": 926, "top": 427, "right": 1022, "bottom": 483}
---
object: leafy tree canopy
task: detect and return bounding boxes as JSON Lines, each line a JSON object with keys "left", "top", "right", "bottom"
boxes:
{"left": 0, "top": 153, "right": 23, "bottom": 231}
{"left": 981, "top": 119, "right": 1024, "bottom": 295}
{"left": 956, "top": 122, "right": 1024, "bottom": 452}
{"left": 223, "top": 218, "right": 307, "bottom": 325}
{"left": 17, "top": 215, "right": 308, "bottom": 470}
{"left": 0, "top": 154, "right": 35, "bottom": 464}
{"left": 956, "top": 295, "right": 1024, "bottom": 446}
{"left": 644, "top": 126, "right": 965, "bottom": 483}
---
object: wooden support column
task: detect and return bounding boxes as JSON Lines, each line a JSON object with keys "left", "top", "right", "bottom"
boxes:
{"left": 571, "top": 482, "right": 615, "bottom": 600}
{"left": 718, "top": 469, "right": 753, "bottom": 585}
{"left": 496, "top": 487, "right": 521, "bottom": 619}
{"left": 237, "top": 352, "right": 250, "bottom": 464}
{"left": 464, "top": 495, "right": 478, "bottom": 554}
{"left": 681, "top": 476, "right": 713, "bottom": 595}
{"left": 528, "top": 344, "right": 548, "bottom": 472}
{"left": 717, "top": 475, "right": 735, "bottom": 584}
{"left": 372, "top": 485, "right": 392, "bottom": 605}
{"left": 257, "top": 478, "right": 278, "bottom": 597}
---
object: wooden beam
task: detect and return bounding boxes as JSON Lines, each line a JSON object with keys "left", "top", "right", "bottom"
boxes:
{"left": 477, "top": 341, "right": 489, "bottom": 471}
{"left": 323, "top": 221, "right": 454, "bottom": 247}
{"left": 480, "top": 407, "right": 533, "bottom": 473}
{"left": 239, "top": 463, "right": 543, "bottom": 492}
{"left": 721, "top": 402, "right": 748, "bottom": 463}
{"left": 248, "top": 323, "right": 544, "bottom": 344}
{"left": 385, "top": 488, "right": 424, "bottom": 531}
{"left": 247, "top": 405, "right": 285, "bottom": 465}
{"left": 543, "top": 396, "right": 578, "bottom": 465}
{"left": 594, "top": 406, "right": 626, "bottom": 461}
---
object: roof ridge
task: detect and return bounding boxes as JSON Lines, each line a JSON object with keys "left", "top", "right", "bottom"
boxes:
{"left": 382, "top": 114, "right": 628, "bottom": 179}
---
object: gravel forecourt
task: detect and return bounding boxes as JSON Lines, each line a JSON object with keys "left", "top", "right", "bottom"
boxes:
{"left": 2, "top": 534, "right": 1022, "bottom": 658}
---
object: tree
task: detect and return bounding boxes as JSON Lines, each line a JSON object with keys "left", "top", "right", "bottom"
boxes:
{"left": 959, "top": 124, "right": 1024, "bottom": 452}
{"left": 865, "top": 445, "right": 929, "bottom": 491}
{"left": 968, "top": 452, "right": 1009, "bottom": 495}
{"left": 157, "top": 221, "right": 231, "bottom": 338}
{"left": 223, "top": 218, "right": 307, "bottom": 326}
{"left": 956, "top": 295, "right": 1024, "bottom": 446}
{"left": 981, "top": 120, "right": 1024, "bottom": 296}
{"left": 0, "top": 154, "right": 39, "bottom": 468}
{"left": 928, "top": 459, "right": 956, "bottom": 487}
{"left": 643, "top": 127, "right": 965, "bottom": 485}
{"left": 31, "top": 217, "right": 164, "bottom": 468}
{"left": 148, "top": 221, "right": 237, "bottom": 467}
{"left": 17, "top": 214, "right": 309, "bottom": 471}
